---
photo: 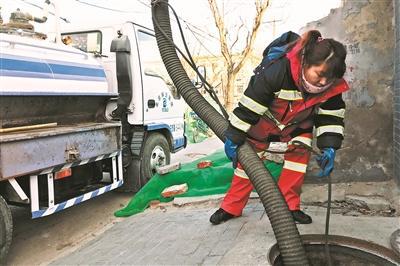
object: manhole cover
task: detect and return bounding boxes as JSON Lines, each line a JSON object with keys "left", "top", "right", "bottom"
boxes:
{"left": 269, "top": 234, "right": 400, "bottom": 266}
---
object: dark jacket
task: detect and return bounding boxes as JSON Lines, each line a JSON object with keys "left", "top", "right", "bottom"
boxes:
{"left": 226, "top": 42, "right": 350, "bottom": 150}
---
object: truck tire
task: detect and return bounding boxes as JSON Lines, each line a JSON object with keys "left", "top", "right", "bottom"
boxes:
{"left": 141, "top": 132, "right": 170, "bottom": 185}
{"left": 0, "top": 195, "right": 12, "bottom": 264}
{"left": 119, "top": 157, "right": 142, "bottom": 193}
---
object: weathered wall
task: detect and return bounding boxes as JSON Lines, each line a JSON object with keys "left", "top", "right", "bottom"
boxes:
{"left": 302, "top": 0, "right": 395, "bottom": 182}
{"left": 394, "top": 0, "right": 400, "bottom": 185}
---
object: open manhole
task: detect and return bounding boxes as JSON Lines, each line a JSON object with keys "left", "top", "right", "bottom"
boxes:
{"left": 269, "top": 234, "right": 400, "bottom": 266}
{"left": 390, "top": 229, "right": 400, "bottom": 258}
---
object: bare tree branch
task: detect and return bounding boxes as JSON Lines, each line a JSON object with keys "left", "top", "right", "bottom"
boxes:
{"left": 208, "top": 0, "right": 270, "bottom": 110}
{"left": 208, "top": 0, "right": 232, "bottom": 65}
{"left": 230, "top": 19, "right": 245, "bottom": 50}
{"left": 234, "top": 0, "right": 270, "bottom": 74}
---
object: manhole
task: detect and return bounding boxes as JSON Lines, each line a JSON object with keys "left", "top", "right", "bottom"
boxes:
{"left": 390, "top": 229, "right": 400, "bottom": 257}
{"left": 268, "top": 234, "right": 400, "bottom": 266}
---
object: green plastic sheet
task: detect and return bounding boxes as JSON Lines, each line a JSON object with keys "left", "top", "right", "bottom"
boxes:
{"left": 115, "top": 150, "right": 283, "bottom": 217}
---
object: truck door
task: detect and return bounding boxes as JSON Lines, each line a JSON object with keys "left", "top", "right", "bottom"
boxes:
{"left": 135, "top": 29, "right": 185, "bottom": 126}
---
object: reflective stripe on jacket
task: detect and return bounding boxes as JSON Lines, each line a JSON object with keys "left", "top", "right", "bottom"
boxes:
{"left": 228, "top": 41, "right": 350, "bottom": 150}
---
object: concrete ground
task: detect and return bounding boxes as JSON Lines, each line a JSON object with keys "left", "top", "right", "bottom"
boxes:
{"left": 50, "top": 136, "right": 399, "bottom": 265}
{"left": 51, "top": 200, "right": 399, "bottom": 265}
{"left": 9, "top": 137, "right": 398, "bottom": 265}
{"left": 5, "top": 136, "right": 223, "bottom": 266}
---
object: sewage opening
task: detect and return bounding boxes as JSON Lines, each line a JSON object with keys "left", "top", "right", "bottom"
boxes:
{"left": 269, "top": 235, "right": 400, "bottom": 266}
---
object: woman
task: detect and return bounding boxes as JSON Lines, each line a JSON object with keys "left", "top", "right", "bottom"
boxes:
{"left": 210, "top": 30, "right": 349, "bottom": 225}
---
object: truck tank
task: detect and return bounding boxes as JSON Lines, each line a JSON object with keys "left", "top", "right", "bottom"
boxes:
{"left": 0, "top": 33, "right": 115, "bottom": 128}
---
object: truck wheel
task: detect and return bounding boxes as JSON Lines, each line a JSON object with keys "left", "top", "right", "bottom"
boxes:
{"left": 141, "top": 133, "right": 170, "bottom": 185}
{"left": 0, "top": 195, "right": 12, "bottom": 264}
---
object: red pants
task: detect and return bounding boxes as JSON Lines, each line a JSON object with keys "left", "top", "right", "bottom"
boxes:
{"left": 221, "top": 133, "right": 312, "bottom": 216}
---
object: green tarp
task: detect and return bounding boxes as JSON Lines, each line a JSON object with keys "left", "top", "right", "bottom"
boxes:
{"left": 115, "top": 150, "right": 283, "bottom": 217}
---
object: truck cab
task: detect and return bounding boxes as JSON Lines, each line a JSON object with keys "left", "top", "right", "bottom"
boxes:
{"left": 61, "top": 22, "right": 186, "bottom": 188}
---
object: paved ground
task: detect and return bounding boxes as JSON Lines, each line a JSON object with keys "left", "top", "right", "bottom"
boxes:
{"left": 6, "top": 137, "right": 399, "bottom": 265}
{"left": 171, "top": 137, "right": 223, "bottom": 164}
{"left": 5, "top": 138, "right": 224, "bottom": 265}
{"left": 51, "top": 200, "right": 399, "bottom": 265}
{"left": 49, "top": 137, "right": 400, "bottom": 265}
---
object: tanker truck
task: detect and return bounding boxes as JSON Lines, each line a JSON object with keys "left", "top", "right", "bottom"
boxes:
{"left": 0, "top": 4, "right": 186, "bottom": 261}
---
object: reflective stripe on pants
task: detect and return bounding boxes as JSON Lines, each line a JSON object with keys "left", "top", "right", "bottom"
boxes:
{"left": 221, "top": 133, "right": 312, "bottom": 216}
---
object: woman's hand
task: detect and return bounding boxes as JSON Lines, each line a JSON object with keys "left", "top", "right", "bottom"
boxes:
{"left": 224, "top": 138, "right": 238, "bottom": 168}
{"left": 316, "top": 148, "right": 336, "bottom": 177}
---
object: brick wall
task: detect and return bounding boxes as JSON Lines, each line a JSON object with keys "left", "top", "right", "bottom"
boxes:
{"left": 302, "top": 1, "right": 395, "bottom": 182}
{"left": 394, "top": 1, "right": 400, "bottom": 186}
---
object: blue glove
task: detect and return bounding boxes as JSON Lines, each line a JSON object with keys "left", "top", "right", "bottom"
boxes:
{"left": 224, "top": 138, "right": 238, "bottom": 168}
{"left": 316, "top": 148, "right": 336, "bottom": 177}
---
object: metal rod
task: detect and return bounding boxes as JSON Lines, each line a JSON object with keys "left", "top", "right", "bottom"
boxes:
{"left": 291, "top": 140, "right": 333, "bottom": 264}
{"left": 47, "top": 173, "right": 55, "bottom": 207}
{"left": 0, "top": 122, "right": 57, "bottom": 133}
{"left": 325, "top": 174, "right": 333, "bottom": 266}
{"left": 8, "top": 178, "right": 29, "bottom": 202}
{"left": 111, "top": 157, "right": 117, "bottom": 182}
{"left": 29, "top": 175, "right": 39, "bottom": 212}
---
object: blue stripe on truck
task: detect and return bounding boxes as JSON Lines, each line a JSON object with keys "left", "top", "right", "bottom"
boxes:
{"left": 0, "top": 57, "right": 106, "bottom": 78}
{"left": 146, "top": 123, "right": 170, "bottom": 131}
{"left": 174, "top": 137, "right": 186, "bottom": 149}
{"left": 146, "top": 123, "right": 186, "bottom": 150}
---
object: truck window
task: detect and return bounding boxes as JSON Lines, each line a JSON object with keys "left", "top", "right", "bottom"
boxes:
{"left": 137, "top": 30, "right": 170, "bottom": 83}
{"left": 61, "top": 31, "right": 102, "bottom": 54}
{"left": 137, "top": 30, "right": 180, "bottom": 98}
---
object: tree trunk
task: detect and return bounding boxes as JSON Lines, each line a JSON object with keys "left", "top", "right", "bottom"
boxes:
{"left": 224, "top": 70, "right": 238, "bottom": 112}
{"left": 208, "top": 0, "right": 269, "bottom": 113}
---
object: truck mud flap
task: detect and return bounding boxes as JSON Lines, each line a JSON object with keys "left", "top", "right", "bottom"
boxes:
{"left": 29, "top": 151, "right": 123, "bottom": 219}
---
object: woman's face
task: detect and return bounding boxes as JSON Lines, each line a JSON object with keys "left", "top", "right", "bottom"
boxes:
{"left": 303, "top": 63, "right": 331, "bottom": 86}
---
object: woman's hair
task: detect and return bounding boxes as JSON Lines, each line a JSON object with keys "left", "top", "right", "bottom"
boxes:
{"left": 296, "top": 30, "right": 347, "bottom": 79}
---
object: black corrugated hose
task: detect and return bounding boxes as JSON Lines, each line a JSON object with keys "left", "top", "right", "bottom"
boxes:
{"left": 151, "top": 1, "right": 309, "bottom": 265}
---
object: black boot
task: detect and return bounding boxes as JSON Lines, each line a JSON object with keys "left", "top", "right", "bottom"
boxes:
{"left": 209, "top": 208, "right": 235, "bottom": 225}
{"left": 291, "top": 210, "right": 312, "bottom": 224}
